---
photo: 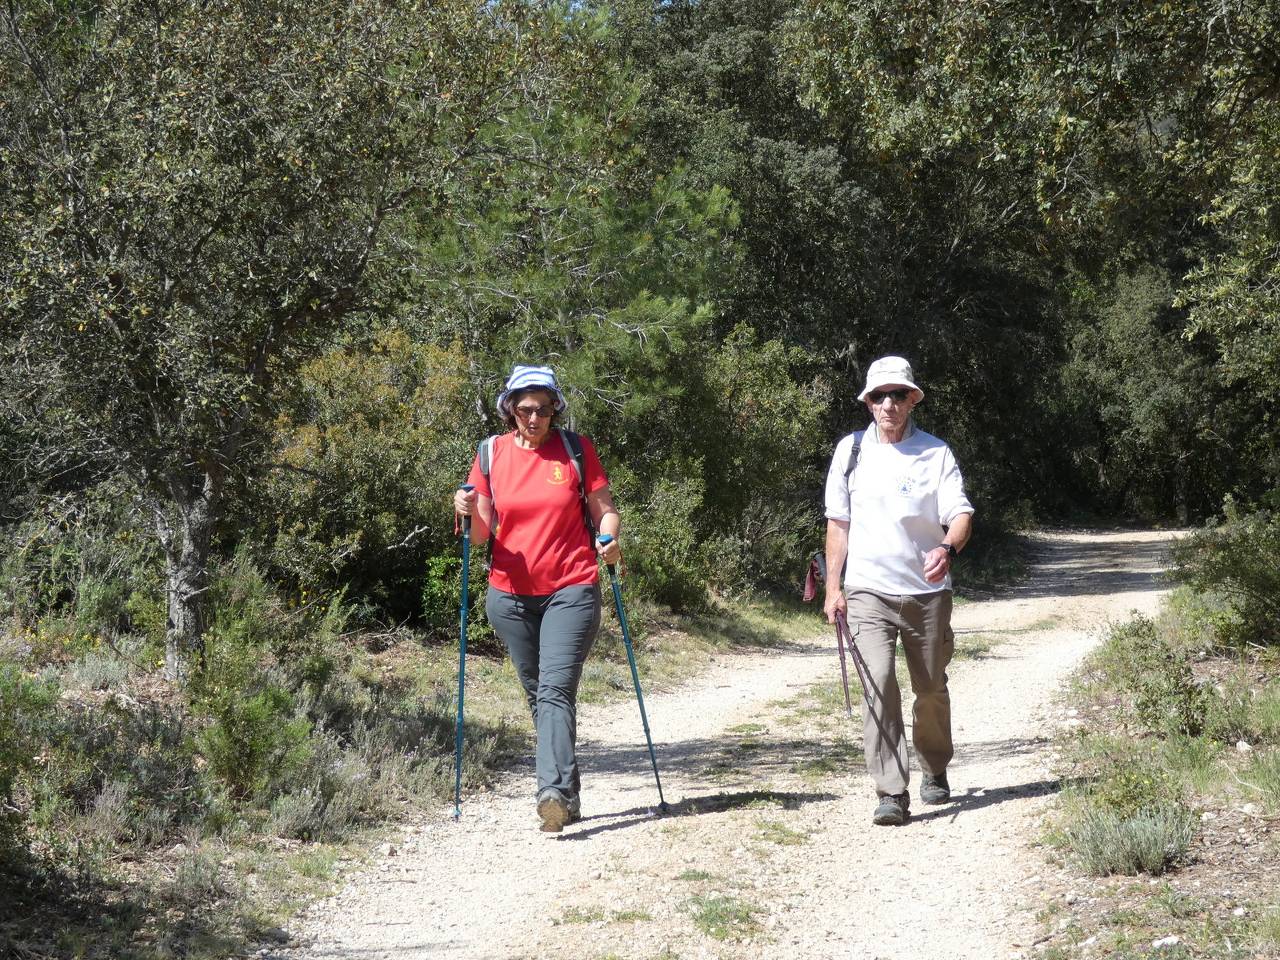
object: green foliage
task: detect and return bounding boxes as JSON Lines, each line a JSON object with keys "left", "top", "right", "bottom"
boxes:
{"left": 623, "top": 475, "right": 708, "bottom": 609}
{"left": 0, "top": 0, "right": 587, "bottom": 676}
{"left": 1060, "top": 266, "right": 1226, "bottom": 522}
{"left": 0, "top": 666, "right": 57, "bottom": 848}
{"left": 188, "top": 556, "right": 320, "bottom": 800}
{"left": 196, "top": 686, "right": 312, "bottom": 802}
{"left": 1062, "top": 802, "right": 1198, "bottom": 877}
{"left": 1173, "top": 496, "right": 1280, "bottom": 647}
{"left": 1089, "top": 764, "right": 1182, "bottom": 821}
{"left": 786, "top": 0, "right": 1280, "bottom": 519}
{"left": 1088, "top": 617, "right": 1211, "bottom": 737}
{"left": 0, "top": 485, "right": 161, "bottom": 642}
{"left": 252, "top": 332, "right": 474, "bottom": 624}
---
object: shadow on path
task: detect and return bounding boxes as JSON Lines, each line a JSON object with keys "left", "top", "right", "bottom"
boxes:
{"left": 910, "top": 778, "right": 1065, "bottom": 824}
{"left": 558, "top": 789, "right": 840, "bottom": 841}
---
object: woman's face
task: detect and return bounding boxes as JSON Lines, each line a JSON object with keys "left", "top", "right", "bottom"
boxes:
{"left": 511, "top": 389, "right": 557, "bottom": 445}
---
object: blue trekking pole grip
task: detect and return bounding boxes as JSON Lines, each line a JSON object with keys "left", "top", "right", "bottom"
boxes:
{"left": 453, "top": 483, "right": 474, "bottom": 820}
{"left": 597, "top": 534, "right": 669, "bottom": 813}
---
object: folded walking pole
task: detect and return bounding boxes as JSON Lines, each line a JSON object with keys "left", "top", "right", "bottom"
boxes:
{"left": 833, "top": 612, "right": 854, "bottom": 717}
{"left": 598, "top": 535, "right": 670, "bottom": 814}
{"left": 835, "top": 611, "right": 872, "bottom": 711}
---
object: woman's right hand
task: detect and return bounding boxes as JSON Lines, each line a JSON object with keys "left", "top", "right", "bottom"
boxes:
{"left": 454, "top": 487, "right": 477, "bottom": 516}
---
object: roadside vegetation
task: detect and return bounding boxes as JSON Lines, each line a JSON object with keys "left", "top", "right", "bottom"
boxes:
{"left": 0, "top": 548, "right": 816, "bottom": 959}
{"left": 1040, "top": 510, "right": 1280, "bottom": 958}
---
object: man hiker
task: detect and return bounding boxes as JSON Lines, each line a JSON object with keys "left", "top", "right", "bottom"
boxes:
{"left": 823, "top": 356, "right": 975, "bottom": 826}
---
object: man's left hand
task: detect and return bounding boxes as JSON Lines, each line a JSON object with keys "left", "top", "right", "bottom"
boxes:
{"left": 923, "top": 546, "right": 951, "bottom": 584}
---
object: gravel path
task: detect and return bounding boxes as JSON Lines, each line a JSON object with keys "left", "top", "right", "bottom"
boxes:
{"left": 273, "top": 529, "right": 1177, "bottom": 960}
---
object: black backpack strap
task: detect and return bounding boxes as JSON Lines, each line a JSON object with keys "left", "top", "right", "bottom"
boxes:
{"left": 556, "top": 428, "right": 597, "bottom": 540}
{"left": 845, "top": 430, "right": 862, "bottom": 485}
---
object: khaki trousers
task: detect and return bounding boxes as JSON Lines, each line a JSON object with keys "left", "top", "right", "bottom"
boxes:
{"left": 845, "top": 588, "right": 954, "bottom": 797}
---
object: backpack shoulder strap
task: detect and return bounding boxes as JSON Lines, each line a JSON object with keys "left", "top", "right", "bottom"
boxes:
{"left": 478, "top": 435, "right": 497, "bottom": 479}
{"left": 556, "top": 428, "right": 597, "bottom": 539}
{"left": 845, "top": 430, "right": 863, "bottom": 485}
{"left": 478, "top": 434, "right": 499, "bottom": 526}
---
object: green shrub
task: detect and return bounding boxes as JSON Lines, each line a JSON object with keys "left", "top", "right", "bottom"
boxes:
{"left": 0, "top": 484, "right": 161, "bottom": 640}
{"left": 186, "top": 556, "right": 319, "bottom": 800}
{"left": 625, "top": 474, "right": 709, "bottom": 610}
{"left": 1063, "top": 801, "right": 1198, "bottom": 876}
{"left": 0, "top": 665, "right": 57, "bottom": 848}
{"left": 247, "top": 333, "right": 474, "bottom": 627}
{"left": 420, "top": 552, "right": 497, "bottom": 654}
{"left": 1089, "top": 616, "right": 1211, "bottom": 736}
{"left": 197, "top": 686, "right": 312, "bottom": 801}
{"left": 1173, "top": 494, "right": 1280, "bottom": 647}
{"left": 1091, "top": 763, "right": 1182, "bottom": 819}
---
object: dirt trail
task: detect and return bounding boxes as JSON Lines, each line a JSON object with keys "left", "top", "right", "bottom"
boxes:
{"left": 273, "top": 529, "right": 1178, "bottom": 960}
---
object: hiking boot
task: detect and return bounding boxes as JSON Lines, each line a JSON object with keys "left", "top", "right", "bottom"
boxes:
{"left": 872, "top": 792, "right": 910, "bottom": 826}
{"left": 920, "top": 771, "right": 951, "bottom": 805}
{"left": 537, "top": 788, "right": 571, "bottom": 833}
{"left": 566, "top": 792, "right": 582, "bottom": 825}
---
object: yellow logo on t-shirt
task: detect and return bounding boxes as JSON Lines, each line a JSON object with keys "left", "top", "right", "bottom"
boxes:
{"left": 548, "top": 463, "right": 569, "bottom": 485}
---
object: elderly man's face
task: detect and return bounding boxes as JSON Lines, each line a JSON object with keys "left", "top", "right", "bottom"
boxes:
{"left": 865, "top": 384, "right": 918, "bottom": 439}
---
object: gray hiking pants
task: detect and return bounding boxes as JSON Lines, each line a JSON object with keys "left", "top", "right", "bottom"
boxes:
{"left": 845, "top": 588, "right": 954, "bottom": 797}
{"left": 486, "top": 584, "right": 601, "bottom": 800}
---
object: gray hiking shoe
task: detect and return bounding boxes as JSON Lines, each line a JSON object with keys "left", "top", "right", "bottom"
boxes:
{"left": 566, "top": 792, "right": 582, "bottom": 825}
{"left": 537, "top": 788, "right": 571, "bottom": 833}
{"left": 872, "top": 792, "right": 910, "bottom": 826}
{"left": 920, "top": 771, "right": 951, "bottom": 805}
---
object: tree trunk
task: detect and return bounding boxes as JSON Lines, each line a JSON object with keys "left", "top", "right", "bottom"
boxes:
{"left": 155, "top": 470, "right": 220, "bottom": 683}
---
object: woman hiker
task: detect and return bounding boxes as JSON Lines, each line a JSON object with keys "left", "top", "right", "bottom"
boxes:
{"left": 453, "top": 364, "right": 621, "bottom": 833}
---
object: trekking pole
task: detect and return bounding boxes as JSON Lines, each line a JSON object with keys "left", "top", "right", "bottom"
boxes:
{"left": 452, "top": 483, "right": 474, "bottom": 821}
{"left": 833, "top": 611, "right": 854, "bottom": 717}
{"left": 835, "top": 611, "right": 872, "bottom": 704}
{"left": 597, "top": 534, "right": 669, "bottom": 813}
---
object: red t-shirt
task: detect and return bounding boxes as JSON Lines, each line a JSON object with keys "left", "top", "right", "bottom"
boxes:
{"left": 466, "top": 431, "right": 609, "bottom": 595}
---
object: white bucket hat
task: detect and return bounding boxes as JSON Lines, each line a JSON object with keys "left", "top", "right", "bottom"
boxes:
{"left": 857, "top": 355, "right": 924, "bottom": 402}
{"left": 495, "top": 364, "right": 568, "bottom": 417}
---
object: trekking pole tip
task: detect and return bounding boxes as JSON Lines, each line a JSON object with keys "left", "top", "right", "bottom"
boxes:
{"left": 452, "top": 806, "right": 461, "bottom": 821}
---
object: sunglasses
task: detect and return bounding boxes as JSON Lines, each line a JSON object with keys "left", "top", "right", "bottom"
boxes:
{"left": 867, "top": 388, "right": 913, "bottom": 405}
{"left": 514, "top": 403, "right": 556, "bottom": 420}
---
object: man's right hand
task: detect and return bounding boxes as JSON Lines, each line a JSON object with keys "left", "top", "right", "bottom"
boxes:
{"left": 823, "top": 590, "right": 846, "bottom": 624}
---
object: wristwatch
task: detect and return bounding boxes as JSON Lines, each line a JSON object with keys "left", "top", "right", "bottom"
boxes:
{"left": 943, "top": 543, "right": 958, "bottom": 560}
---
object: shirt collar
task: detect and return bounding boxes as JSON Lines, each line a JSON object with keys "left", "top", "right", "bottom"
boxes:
{"left": 867, "top": 418, "right": 917, "bottom": 444}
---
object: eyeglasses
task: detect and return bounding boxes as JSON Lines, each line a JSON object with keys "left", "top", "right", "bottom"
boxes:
{"left": 514, "top": 403, "right": 556, "bottom": 420}
{"left": 867, "top": 388, "right": 912, "bottom": 405}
